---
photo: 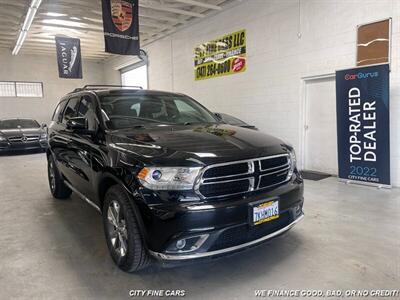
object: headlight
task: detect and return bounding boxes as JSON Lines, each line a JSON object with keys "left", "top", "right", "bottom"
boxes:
{"left": 0, "top": 135, "right": 6, "bottom": 141}
{"left": 137, "top": 167, "right": 202, "bottom": 190}
{"left": 40, "top": 133, "right": 47, "bottom": 140}
{"left": 287, "top": 149, "right": 297, "bottom": 180}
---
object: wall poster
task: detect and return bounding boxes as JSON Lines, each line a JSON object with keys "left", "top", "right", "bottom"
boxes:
{"left": 194, "top": 29, "right": 246, "bottom": 81}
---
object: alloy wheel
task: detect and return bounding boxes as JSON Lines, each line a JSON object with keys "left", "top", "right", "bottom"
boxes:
{"left": 107, "top": 201, "right": 128, "bottom": 258}
{"left": 48, "top": 160, "right": 56, "bottom": 192}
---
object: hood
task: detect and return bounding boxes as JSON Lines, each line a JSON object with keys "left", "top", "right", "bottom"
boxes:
{"left": 109, "top": 124, "right": 290, "bottom": 166}
{"left": 0, "top": 127, "right": 44, "bottom": 138}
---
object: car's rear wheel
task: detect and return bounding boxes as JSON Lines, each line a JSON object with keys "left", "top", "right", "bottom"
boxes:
{"left": 103, "top": 185, "right": 150, "bottom": 272}
{"left": 47, "top": 155, "right": 72, "bottom": 199}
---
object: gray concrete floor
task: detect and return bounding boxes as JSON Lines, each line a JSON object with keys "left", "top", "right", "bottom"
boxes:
{"left": 0, "top": 152, "right": 399, "bottom": 300}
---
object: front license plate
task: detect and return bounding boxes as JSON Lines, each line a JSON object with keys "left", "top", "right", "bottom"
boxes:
{"left": 252, "top": 200, "right": 279, "bottom": 226}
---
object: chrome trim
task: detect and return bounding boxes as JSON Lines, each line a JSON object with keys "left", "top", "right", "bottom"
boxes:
{"left": 201, "top": 177, "right": 252, "bottom": 186}
{"left": 257, "top": 166, "right": 291, "bottom": 190}
{"left": 149, "top": 214, "right": 304, "bottom": 260}
{"left": 257, "top": 177, "right": 291, "bottom": 190}
{"left": 202, "top": 162, "right": 253, "bottom": 181}
{"left": 64, "top": 181, "right": 101, "bottom": 213}
{"left": 194, "top": 154, "right": 290, "bottom": 199}
{"left": 260, "top": 162, "right": 290, "bottom": 172}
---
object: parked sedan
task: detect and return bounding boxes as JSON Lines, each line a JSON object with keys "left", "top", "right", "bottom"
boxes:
{"left": 0, "top": 119, "right": 48, "bottom": 152}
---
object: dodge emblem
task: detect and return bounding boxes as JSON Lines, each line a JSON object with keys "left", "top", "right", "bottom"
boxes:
{"left": 111, "top": 0, "right": 133, "bottom": 32}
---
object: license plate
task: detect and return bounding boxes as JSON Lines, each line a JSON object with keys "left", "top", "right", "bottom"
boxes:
{"left": 252, "top": 200, "right": 279, "bottom": 226}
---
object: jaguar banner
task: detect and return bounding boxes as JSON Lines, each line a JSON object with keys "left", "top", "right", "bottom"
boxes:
{"left": 336, "top": 64, "right": 390, "bottom": 187}
{"left": 55, "top": 37, "right": 82, "bottom": 79}
{"left": 194, "top": 29, "right": 246, "bottom": 81}
{"left": 101, "top": 0, "right": 140, "bottom": 55}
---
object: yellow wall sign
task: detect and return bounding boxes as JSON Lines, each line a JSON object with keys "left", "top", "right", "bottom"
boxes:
{"left": 194, "top": 29, "right": 246, "bottom": 81}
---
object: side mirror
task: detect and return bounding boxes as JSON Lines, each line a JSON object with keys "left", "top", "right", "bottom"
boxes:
{"left": 41, "top": 123, "right": 47, "bottom": 129}
{"left": 214, "top": 113, "right": 223, "bottom": 121}
{"left": 66, "top": 117, "right": 87, "bottom": 131}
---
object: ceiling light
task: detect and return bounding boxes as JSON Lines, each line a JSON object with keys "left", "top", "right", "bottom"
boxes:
{"left": 46, "top": 12, "right": 67, "bottom": 17}
{"left": 12, "top": 0, "right": 43, "bottom": 55}
{"left": 42, "top": 19, "right": 87, "bottom": 27}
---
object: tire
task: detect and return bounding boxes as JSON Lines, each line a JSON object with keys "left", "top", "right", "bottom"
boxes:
{"left": 47, "top": 155, "right": 72, "bottom": 199}
{"left": 103, "top": 185, "right": 150, "bottom": 272}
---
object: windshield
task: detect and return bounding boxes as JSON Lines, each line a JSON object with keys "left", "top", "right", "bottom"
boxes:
{"left": 99, "top": 93, "right": 218, "bottom": 129}
{"left": 0, "top": 119, "right": 40, "bottom": 129}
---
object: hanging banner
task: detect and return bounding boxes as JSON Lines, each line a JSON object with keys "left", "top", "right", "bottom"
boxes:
{"left": 101, "top": 0, "right": 140, "bottom": 55}
{"left": 336, "top": 64, "right": 390, "bottom": 187}
{"left": 194, "top": 29, "right": 246, "bottom": 81}
{"left": 55, "top": 37, "right": 82, "bottom": 79}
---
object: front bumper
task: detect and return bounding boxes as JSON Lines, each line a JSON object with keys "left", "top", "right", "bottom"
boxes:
{"left": 150, "top": 213, "right": 303, "bottom": 261}
{"left": 135, "top": 173, "right": 304, "bottom": 262}
{"left": 0, "top": 140, "right": 48, "bottom": 152}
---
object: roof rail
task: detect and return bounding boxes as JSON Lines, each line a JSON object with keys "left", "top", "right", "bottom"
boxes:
{"left": 71, "top": 85, "right": 143, "bottom": 93}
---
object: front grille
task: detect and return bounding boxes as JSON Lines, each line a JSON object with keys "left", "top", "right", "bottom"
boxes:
{"left": 209, "top": 212, "right": 291, "bottom": 251}
{"left": 203, "top": 162, "right": 249, "bottom": 179}
{"left": 196, "top": 154, "right": 290, "bottom": 199}
{"left": 8, "top": 135, "right": 39, "bottom": 143}
{"left": 258, "top": 170, "right": 289, "bottom": 189}
{"left": 260, "top": 156, "right": 288, "bottom": 171}
{"left": 199, "top": 178, "right": 251, "bottom": 198}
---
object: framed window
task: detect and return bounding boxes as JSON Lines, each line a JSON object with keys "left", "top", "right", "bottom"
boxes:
{"left": 121, "top": 63, "right": 148, "bottom": 89}
{"left": 16, "top": 82, "right": 43, "bottom": 97}
{"left": 0, "top": 81, "right": 43, "bottom": 98}
{"left": 0, "top": 82, "right": 16, "bottom": 97}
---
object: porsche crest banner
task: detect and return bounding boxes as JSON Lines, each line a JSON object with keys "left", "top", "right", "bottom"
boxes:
{"left": 55, "top": 37, "right": 82, "bottom": 79}
{"left": 102, "top": 0, "right": 140, "bottom": 55}
{"left": 194, "top": 29, "right": 246, "bottom": 81}
{"left": 336, "top": 64, "right": 390, "bottom": 187}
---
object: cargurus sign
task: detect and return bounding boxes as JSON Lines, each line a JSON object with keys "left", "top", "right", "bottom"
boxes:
{"left": 336, "top": 64, "right": 390, "bottom": 187}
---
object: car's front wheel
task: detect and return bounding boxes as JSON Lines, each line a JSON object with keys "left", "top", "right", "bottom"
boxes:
{"left": 47, "top": 155, "right": 72, "bottom": 199}
{"left": 103, "top": 185, "right": 150, "bottom": 272}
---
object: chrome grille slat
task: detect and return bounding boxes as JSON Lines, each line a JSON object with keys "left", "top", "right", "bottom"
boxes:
{"left": 8, "top": 135, "right": 40, "bottom": 143}
{"left": 195, "top": 154, "right": 290, "bottom": 199}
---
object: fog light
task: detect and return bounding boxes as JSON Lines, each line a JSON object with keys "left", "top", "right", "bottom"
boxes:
{"left": 166, "top": 234, "right": 209, "bottom": 253}
{"left": 176, "top": 239, "right": 186, "bottom": 250}
{"left": 295, "top": 204, "right": 302, "bottom": 216}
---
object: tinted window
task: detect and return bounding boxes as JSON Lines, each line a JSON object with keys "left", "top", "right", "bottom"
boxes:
{"left": 0, "top": 119, "right": 40, "bottom": 129}
{"left": 77, "top": 96, "right": 92, "bottom": 118}
{"left": 99, "top": 92, "right": 217, "bottom": 129}
{"left": 52, "top": 100, "right": 68, "bottom": 122}
{"left": 77, "top": 95, "right": 97, "bottom": 131}
{"left": 63, "top": 97, "right": 80, "bottom": 123}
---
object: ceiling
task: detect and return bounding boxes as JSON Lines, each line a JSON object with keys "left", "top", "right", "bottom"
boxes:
{"left": 0, "top": 0, "right": 237, "bottom": 60}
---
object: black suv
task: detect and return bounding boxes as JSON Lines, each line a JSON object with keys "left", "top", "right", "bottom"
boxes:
{"left": 47, "top": 85, "right": 304, "bottom": 272}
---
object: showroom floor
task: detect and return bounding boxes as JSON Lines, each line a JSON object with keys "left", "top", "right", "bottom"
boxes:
{"left": 0, "top": 153, "right": 399, "bottom": 300}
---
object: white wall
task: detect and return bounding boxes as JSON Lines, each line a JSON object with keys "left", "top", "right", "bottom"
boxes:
{"left": 0, "top": 50, "right": 105, "bottom": 124}
{"left": 104, "top": 0, "right": 400, "bottom": 185}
